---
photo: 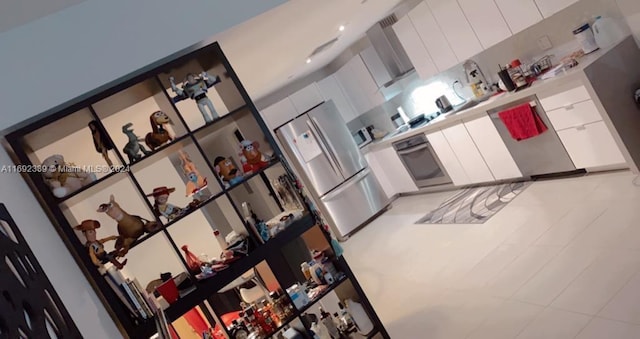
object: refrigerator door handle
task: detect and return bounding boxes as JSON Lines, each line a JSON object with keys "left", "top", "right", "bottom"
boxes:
{"left": 310, "top": 117, "right": 345, "bottom": 175}
{"left": 305, "top": 120, "right": 341, "bottom": 176}
{"left": 321, "top": 169, "right": 370, "bottom": 201}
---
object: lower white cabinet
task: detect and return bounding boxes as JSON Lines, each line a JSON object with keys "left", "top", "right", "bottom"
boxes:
{"left": 556, "top": 121, "right": 626, "bottom": 168}
{"left": 464, "top": 115, "right": 522, "bottom": 180}
{"left": 441, "top": 123, "right": 495, "bottom": 184}
{"left": 365, "top": 147, "right": 418, "bottom": 198}
{"left": 426, "top": 130, "right": 470, "bottom": 186}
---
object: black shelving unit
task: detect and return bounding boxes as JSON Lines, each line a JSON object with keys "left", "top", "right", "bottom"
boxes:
{"left": 3, "top": 41, "right": 388, "bottom": 339}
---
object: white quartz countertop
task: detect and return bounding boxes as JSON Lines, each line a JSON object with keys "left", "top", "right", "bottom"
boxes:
{"left": 364, "top": 43, "right": 617, "bottom": 153}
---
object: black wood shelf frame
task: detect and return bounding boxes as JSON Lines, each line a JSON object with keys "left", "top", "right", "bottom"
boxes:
{"left": 3, "top": 40, "right": 389, "bottom": 339}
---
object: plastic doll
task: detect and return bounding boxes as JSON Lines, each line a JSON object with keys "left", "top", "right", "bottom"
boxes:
{"left": 169, "top": 72, "right": 220, "bottom": 123}
{"left": 88, "top": 121, "right": 114, "bottom": 167}
{"left": 74, "top": 219, "right": 127, "bottom": 269}
{"left": 239, "top": 140, "right": 270, "bottom": 174}
{"left": 214, "top": 156, "right": 243, "bottom": 187}
{"left": 179, "top": 150, "right": 208, "bottom": 199}
{"left": 146, "top": 186, "right": 186, "bottom": 222}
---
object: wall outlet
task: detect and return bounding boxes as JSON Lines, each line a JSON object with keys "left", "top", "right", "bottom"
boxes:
{"left": 537, "top": 35, "right": 553, "bottom": 51}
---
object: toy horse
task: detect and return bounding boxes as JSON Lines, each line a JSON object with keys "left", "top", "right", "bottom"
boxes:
{"left": 122, "top": 123, "right": 150, "bottom": 163}
{"left": 145, "top": 111, "right": 174, "bottom": 150}
{"left": 97, "top": 194, "right": 159, "bottom": 256}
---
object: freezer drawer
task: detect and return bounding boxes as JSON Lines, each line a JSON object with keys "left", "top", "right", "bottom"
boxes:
{"left": 321, "top": 169, "right": 388, "bottom": 239}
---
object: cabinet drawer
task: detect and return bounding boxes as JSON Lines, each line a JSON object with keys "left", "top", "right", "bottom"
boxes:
{"left": 546, "top": 100, "right": 602, "bottom": 131}
{"left": 540, "top": 85, "right": 591, "bottom": 111}
{"left": 557, "top": 121, "right": 625, "bottom": 169}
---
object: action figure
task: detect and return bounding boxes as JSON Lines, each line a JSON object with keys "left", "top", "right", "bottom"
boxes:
{"left": 146, "top": 186, "right": 188, "bottom": 222}
{"left": 239, "top": 140, "right": 270, "bottom": 174}
{"left": 88, "top": 121, "right": 114, "bottom": 167}
{"left": 214, "top": 156, "right": 243, "bottom": 187}
{"left": 169, "top": 72, "right": 220, "bottom": 123}
{"left": 74, "top": 219, "right": 127, "bottom": 269}
{"left": 179, "top": 150, "right": 208, "bottom": 199}
{"left": 122, "top": 123, "right": 150, "bottom": 163}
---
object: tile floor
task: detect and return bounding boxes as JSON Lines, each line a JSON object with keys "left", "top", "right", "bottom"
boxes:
{"left": 342, "top": 170, "right": 640, "bottom": 339}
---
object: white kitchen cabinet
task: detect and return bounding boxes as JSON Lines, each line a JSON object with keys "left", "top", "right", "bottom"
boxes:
{"left": 426, "top": 130, "right": 470, "bottom": 186}
{"left": 546, "top": 100, "right": 603, "bottom": 131}
{"left": 464, "top": 115, "right": 522, "bottom": 180}
{"left": 534, "top": 0, "right": 579, "bottom": 18}
{"left": 441, "top": 123, "right": 495, "bottom": 183}
{"left": 288, "top": 83, "right": 323, "bottom": 115}
{"left": 556, "top": 121, "right": 626, "bottom": 168}
{"left": 425, "top": 0, "right": 483, "bottom": 62}
{"left": 260, "top": 97, "right": 298, "bottom": 130}
{"left": 494, "top": 0, "right": 543, "bottom": 34}
{"left": 334, "top": 55, "right": 384, "bottom": 116}
{"left": 458, "top": 0, "right": 512, "bottom": 49}
{"left": 408, "top": 1, "right": 458, "bottom": 71}
{"left": 365, "top": 147, "right": 418, "bottom": 197}
{"left": 360, "top": 46, "right": 393, "bottom": 88}
{"left": 392, "top": 15, "right": 438, "bottom": 80}
{"left": 316, "top": 75, "right": 358, "bottom": 123}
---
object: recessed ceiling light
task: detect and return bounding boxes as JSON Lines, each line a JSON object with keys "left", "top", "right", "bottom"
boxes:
{"left": 339, "top": 25, "right": 345, "bottom": 32}
{"left": 306, "top": 58, "right": 311, "bottom": 64}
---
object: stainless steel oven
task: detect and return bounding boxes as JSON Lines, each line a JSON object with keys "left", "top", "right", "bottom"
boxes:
{"left": 393, "top": 134, "right": 452, "bottom": 187}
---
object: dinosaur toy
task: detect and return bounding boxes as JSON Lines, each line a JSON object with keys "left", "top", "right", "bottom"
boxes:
{"left": 122, "top": 123, "right": 150, "bottom": 163}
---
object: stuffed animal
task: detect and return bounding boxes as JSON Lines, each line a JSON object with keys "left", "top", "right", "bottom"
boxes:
{"left": 214, "top": 156, "right": 243, "bottom": 187}
{"left": 145, "top": 111, "right": 174, "bottom": 150}
{"left": 239, "top": 140, "right": 270, "bottom": 174}
{"left": 42, "top": 154, "right": 97, "bottom": 198}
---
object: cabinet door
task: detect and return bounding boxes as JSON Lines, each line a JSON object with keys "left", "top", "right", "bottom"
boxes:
{"left": 360, "top": 46, "right": 393, "bottom": 89}
{"left": 557, "top": 121, "right": 626, "bottom": 169}
{"left": 441, "top": 123, "right": 495, "bottom": 183}
{"left": 365, "top": 151, "right": 395, "bottom": 198}
{"left": 369, "top": 147, "right": 418, "bottom": 195}
{"left": 495, "top": 0, "right": 543, "bottom": 34}
{"left": 334, "top": 56, "right": 383, "bottom": 116}
{"left": 408, "top": 1, "right": 458, "bottom": 71}
{"left": 288, "top": 83, "right": 323, "bottom": 114}
{"left": 458, "top": 0, "right": 512, "bottom": 49}
{"left": 392, "top": 15, "right": 438, "bottom": 80}
{"left": 260, "top": 97, "right": 298, "bottom": 130}
{"left": 425, "top": 0, "right": 483, "bottom": 62}
{"left": 316, "top": 75, "right": 357, "bottom": 123}
{"left": 534, "top": 0, "right": 579, "bottom": 18}
{"left": 426, "top": 130, "right": 470, "bottom": 186}
{"left": 464, "top": 115, "right": 522, "bottom": 180}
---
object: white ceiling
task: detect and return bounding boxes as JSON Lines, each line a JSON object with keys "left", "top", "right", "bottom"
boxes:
{"left": 0, "top": 0, "right": 86, "bottom": 33}
{"left": 215, "top": 0, "right": 406, "bottom": 101}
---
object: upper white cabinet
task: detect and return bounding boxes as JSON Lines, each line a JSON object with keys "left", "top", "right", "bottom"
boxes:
{"left": 464, "top": 115, "right": 522, "bottom": 180}
{"left": 441, "top": 123, "right": 495, "bottom": 184}
{"left": 334, "top": 55, "right": 384, "bottom": 116}
{"left": 260, "top": 97, "right": 298, "bottom": 130}
{"left": 425, "top": 0, "right": 483, "bottom": 62}
{"left": 360, "top": 46, "right": 393, "bottom": 88}
{"left": 288, "top": 83, "right": 323, "bottom": 115}
{"left": 408, "top": 1, "right": 458, "bottom": 71}
{"left": 426, "top": 130, "right": 470, "bottom": 186}
{"left": 494, "top": 0, "right": 543, "bottom": 34}
{"left": 534, "top": 0, "right": 579, "bottom": 18}
{"left": 316, "top": 75, "right": 358, "bottom": 123}
{"left": 458, "top": 0, "right": 512, "bottom": 49}
{"left": 392, "top": 15, "right": 439, "bottom": 79}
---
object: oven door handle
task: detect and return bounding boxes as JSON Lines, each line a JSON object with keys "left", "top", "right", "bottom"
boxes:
{"left": 396, "top": 143, "right": 429, "bottom": 155}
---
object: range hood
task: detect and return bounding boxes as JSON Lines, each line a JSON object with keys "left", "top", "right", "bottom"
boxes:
{"left": 365, "top": 14, "right": 415, "bottom": 88}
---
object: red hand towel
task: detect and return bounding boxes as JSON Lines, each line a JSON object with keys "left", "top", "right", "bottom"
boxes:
{"left": 498, "top": 103, "right": 548, "bottom": 141}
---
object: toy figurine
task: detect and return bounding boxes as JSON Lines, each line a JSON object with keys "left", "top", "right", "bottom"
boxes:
{"left": 74, "top": 219, "right": 127, "bottom": 269}
{"left": 42, "top": 154, "right": 97, "bottom": 198}
{"left": 122, "top": 123, "right": 150, "bottom": 163}
{"left": 179, "top": 150, "right": 208, "bottom": 199}
{"left": 146, "top": 186, "right": 192, "bottom": 222}
{"left": 97, "top": 194, "right": 159, "bottom": 256}
{"left": 169, "top": 72, "right": 221, "bottom": 123}
{"left": 239, "top": 140, "right": 271, "bottom": 174}
{"left": 214, "top": 156, "right": 243, "bottom": 187}
{"left": 88, "top": 121, "right": 114, "bottom": 167}
{"left": 145, "top": 111, "right": 174, "bottom": 150}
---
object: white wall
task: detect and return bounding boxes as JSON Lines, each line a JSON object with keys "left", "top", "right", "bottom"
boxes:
{"left": 616, "top": 0, "right": 640, "bottom": 43}
{"left": 0, "top": 0, "right": 286, "bottom": 133}
{"left": 0, "top": 1, "right": 285, "bottom": 338}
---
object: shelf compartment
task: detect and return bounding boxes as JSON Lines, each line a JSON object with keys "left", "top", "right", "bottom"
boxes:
{"left": 131, "top": 139, "right": 224, "bottom": 223}
{"left": 92, "top": 77, "right": 190, "bottom": 165}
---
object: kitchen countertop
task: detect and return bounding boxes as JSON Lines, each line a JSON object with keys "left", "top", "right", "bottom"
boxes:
{"left": 363, "top": 40, "right": 622, "bottom": 153}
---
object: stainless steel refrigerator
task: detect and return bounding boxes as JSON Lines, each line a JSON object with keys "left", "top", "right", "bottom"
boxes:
{"left": 275, "top": 101, "right": 389, "bottom": 240}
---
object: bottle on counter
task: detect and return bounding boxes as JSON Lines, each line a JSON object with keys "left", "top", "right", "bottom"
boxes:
{"left": 320, "top": 307, "right": 341, "bottom": 339}
{"left": 338, "top": 302, "right": 355, "bottom": 330}
{"left": 311, "top": 322, "right": 331, "bottom": 339}
{"left": 300, "top": 262, "right": 312, "bottom": 281}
